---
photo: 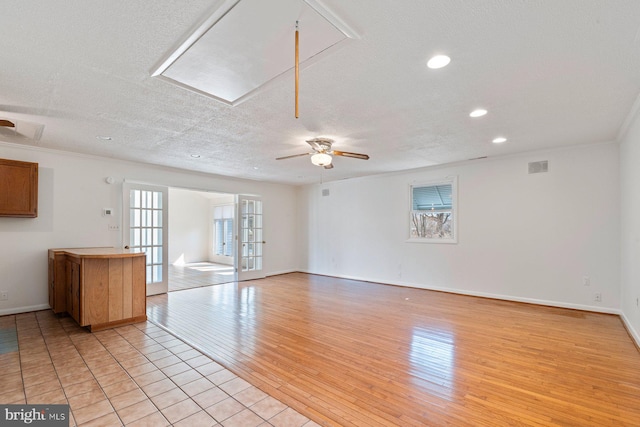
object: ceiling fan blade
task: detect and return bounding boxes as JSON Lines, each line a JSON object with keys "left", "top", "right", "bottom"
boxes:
{"left": 306, "top": 139, "right": 322, "bottom": 151}
{"left": 323, "top": 163, "right": 334, "bottom": 169}
{"left": 332, "top": 150, "right": 369, "bottom": 160}
{"left": 0, "top": 119, "right": 15, "bottom": 128}
{"left": 275, "top": 152, "right": 311, "bottom": 160}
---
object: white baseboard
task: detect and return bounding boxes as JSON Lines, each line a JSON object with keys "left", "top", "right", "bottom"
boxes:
{"left": 266, "top": 269, "right": 298, "bottom": 277}
{"left": 0, "top": 304, "right": 50, "bottom": 317}
{"left": 298, "top": 270, "right": 621, "bottom": 315}
{"left": 620, "top": 312, "right": 640, "bottom": 349}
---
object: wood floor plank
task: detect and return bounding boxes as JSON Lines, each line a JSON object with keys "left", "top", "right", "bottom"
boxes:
{"left": 147, "top": 273, "right": 640, "bottom": 426}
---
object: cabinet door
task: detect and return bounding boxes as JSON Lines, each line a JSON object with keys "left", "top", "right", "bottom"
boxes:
{"left": 48, "top": 256, "right": 55, "bottom": 310}
{"left": 66, "top": 260, "right": 81, "bottom": 324}
{"left": 83, "top": 258, "right": 109, "bottom": 326}
{"left": 54, "top": 255, "right": 68, "bottom": 313}
{"left": 0, "top": 159, "right": 38, "bottom": 217}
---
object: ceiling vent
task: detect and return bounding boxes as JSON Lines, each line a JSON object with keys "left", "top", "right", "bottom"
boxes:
{"left": 528, "top": 160, "right": 548, "bottom": 174}
{"left": 151, "top": 0, "right": 359, "bottom": 106}
{"left": 0, "top": 118, "right": 44, "bottom": 142}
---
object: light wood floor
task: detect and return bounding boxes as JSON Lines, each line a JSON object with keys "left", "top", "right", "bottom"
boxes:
{"left": 169, "top": 262, "right": 234, "bottom": 292}
{"left": 147, "top": 273, "right": 640, "bottom": 427}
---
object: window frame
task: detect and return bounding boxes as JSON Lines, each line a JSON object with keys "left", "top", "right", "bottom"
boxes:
{"left": 407, "top": 176, "right": 458, "bottom": 244}
{"left": 213, "top": 204, "right": 234, "bottom": 257}
{"left": 214, "top": 219, "right": 225, "bottom": 256}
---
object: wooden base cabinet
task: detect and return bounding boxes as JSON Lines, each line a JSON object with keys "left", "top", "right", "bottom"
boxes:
{"left": 48, "top": 248, "right": 147, "bottom": 331}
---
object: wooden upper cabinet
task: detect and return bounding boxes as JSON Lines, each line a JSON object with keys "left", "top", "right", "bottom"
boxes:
{"left": 0, "top": 158, "right": 38, "bottom": 218}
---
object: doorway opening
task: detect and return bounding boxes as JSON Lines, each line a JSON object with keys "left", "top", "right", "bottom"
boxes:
{"left": 168, "top": 187, "right": 236, "bottom": 292}
{"left": 123, "top": 183, "right": 265, "bottom": 294}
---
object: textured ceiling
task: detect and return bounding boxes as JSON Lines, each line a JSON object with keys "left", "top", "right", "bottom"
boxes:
{"left": 1, "top": 1, "right": 640, "bottom": 185}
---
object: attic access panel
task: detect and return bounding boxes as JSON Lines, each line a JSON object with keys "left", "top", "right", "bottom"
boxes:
{"left": 152, "top": 0, "right": 357, "bottom": 106}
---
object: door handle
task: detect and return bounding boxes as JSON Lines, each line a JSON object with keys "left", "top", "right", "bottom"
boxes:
{"left": 124, "top": 245, "right": 130, "bottom": 249}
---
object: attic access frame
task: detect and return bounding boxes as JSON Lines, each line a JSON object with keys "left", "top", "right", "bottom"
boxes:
{"left": 150, "top": 0, "right": 359, "bottom": 107}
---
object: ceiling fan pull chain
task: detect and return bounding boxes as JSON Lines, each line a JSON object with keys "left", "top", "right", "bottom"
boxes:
{"left": 295, "top": 20, "right": 299, "bottom": 119}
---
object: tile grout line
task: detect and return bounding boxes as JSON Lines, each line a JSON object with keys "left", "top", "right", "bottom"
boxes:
{"left": 145, "top": 319, "right": 307, "bottom": 425}
{"left": 13, "top": 315, "right": 28, "bottom": 407}
{"left": 36, "top": 314, "right": 78, "bottom": 426}
{"left": 73, "top": 322, "right": 167, "bottom": 426}
{"left": 7, "top": 311, "right": 316, "bottom": 427}
{"left": 137, "top": 320, "right": 286, "bottom": 426}
{"left": 37, "top": 312, "right": 122, "bottom": 427}
{"left": 96, "top": 326, "right": 176, "bottom": 425}
{"left": 117, "top": 323, "right": 270, "bottom": 425}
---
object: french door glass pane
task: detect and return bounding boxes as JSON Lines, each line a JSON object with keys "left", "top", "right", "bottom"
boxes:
{"left": 130, "top": 189, "right": 163, "bottom": 284}
{"left": 240, "top": 199, "right": 262, "bottom": 272}
{"left": 131, "top": 190, "right": 140, "bottom": 208}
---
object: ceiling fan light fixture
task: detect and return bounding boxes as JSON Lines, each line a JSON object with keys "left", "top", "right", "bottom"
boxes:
{"left": 427, "top": 54, "right": 450, "bottom": 69}
{"left": 311, "top": 153, "right": 332, "bottom": 166}
{"left": 470, "top": 108, "right": 488, "bottom": 118}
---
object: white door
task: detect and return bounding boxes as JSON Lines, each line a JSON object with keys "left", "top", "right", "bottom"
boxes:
{"left": 236, "top": 195, "right": 265, "bottom": 281}
{"left": 123, "top": 183, "right": 169, "bottom": 295}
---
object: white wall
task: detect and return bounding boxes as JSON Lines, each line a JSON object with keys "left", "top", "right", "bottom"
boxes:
{"left": 0, "top": 142, "right": 298, "bottom": 315}
{"left": 168, "top": 188, "right": 211, "bottom": 265}
{"left": 298, "top": 142, "right": 620, "bottom": 312}
{"left": 620, "top": 106, "right": 640, "bottom": 345}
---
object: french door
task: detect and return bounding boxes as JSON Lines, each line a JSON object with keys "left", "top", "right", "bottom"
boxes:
{"left": 236, "top": 195, "right": 265, "bottom": 281}
{"left": 123, "top": 183, "right": 168, "bottom": 295}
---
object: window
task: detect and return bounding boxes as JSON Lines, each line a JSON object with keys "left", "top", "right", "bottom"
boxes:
{"left": 214, "top": 218, "right": 233, "bottom": 256}
{"left": 409, "top": 177, "right": 457, "bottom": 243}
{"left": 214, "top": 205, "right": 234, "bottom": 257}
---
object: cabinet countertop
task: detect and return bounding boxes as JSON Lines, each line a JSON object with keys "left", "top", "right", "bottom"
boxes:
{"left": 50, "top": 247, "right": 146, "bottom": 259}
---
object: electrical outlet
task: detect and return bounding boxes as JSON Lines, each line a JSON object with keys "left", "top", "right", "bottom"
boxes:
{"left": 108, "top": 224, "right": 120, "bottom": 231}
{"left": 0, "top": 291, "right": 8, "bottom": 301}
{"left": 582, "top": 276, "right": 590, "bottom": 286}
{"left": 594, "top": 293, "right": 602, "bottom": 302}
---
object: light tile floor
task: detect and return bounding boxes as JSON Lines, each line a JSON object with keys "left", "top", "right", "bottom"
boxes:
{"left": 0, "top": 311, "right": 321, "bottom": 427}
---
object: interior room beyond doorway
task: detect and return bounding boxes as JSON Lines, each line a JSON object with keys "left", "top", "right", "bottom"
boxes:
{"left": 169, "top": 262, "right": 234, "bottom": 291}
{"left": 168, "top": 187, "right": 235, "bottom": 292}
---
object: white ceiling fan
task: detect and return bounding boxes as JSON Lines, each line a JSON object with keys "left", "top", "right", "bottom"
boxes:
{"left": 276, "top": 138, "right": 369, "bottom": 169}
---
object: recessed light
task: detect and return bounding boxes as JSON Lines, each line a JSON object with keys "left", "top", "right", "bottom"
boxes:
{"left": 469, "top": 109, "right": 488, "bottom": 118}
{"left": 190, "top": 154, "right": 201, "bottom": 158}
{"left": 427, "top": 54, "right": 451, "bottom": 69}
{"left": 96, "top": 136, "right": 112, "bottom": 141}
{"left": 492, "top": 137, "right": 507, "bottom": 144}
{"left": 253, "top": 166, "right": 259, "bottom": 170}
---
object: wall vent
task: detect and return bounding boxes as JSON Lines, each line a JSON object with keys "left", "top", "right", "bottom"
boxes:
{"left": 528, "top": 160, "right": 548, "bottom": 174}
{"left": 322, "top": 189, "right": 330, "bottom": 197}
{"left": 0, "top": 118, "right": 44, "bottom": 142}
